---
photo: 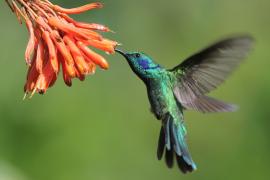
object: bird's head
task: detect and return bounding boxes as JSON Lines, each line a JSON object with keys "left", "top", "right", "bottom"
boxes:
{"left": 115, "top": 49, "right": 161, "bottom": 79}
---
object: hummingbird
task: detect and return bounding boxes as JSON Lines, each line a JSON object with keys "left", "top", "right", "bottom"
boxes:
{"left": 115, "top": 36, "right": 253, "bottom": 173}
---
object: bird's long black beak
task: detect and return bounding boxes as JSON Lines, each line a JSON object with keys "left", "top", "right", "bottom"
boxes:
{"left": 115, "top": 48, "right": 128, "bottom": 59}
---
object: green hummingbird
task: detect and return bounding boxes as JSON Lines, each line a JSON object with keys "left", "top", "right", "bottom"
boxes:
{"left": 115, "top": 36, "right": 253, "bottom": 173}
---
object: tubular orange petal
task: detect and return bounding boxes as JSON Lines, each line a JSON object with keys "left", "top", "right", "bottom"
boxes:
{"left": 35, "top": 16, "right": 52, "bottom": 31}
{"left": 49, "top": 74, "right": 57, "bottom": 88}
{"left": 48, "top": 17, "right": 102, "bottom": 40}
{"left": 78, "top": 23, "right": 111, "bottom": 32}
{"left": 59, "top": 14, "right": 111, "bottom": 32}
{"left": 77, "top": 41, "right": 109, "bottom": 70}
{"left": 25, "top": 58, "right": 39, "bottom": 93}
{"left": 25, "top": 18, "right": 36, "bottom": 65}
{"left": 61, "top": 62, "right": 72, "bottom": 87}
{"left": 36, "top": 40, "right": 45, "bottom": 73}
{"left": 103, "top": 39, "right": 119, "bottom": 47}
{"left": 50, "top": 30, "right": 75, "bottom": 77}
{"left": 12, "top": 1, "right": 22, "bottom": 24}
{"left": 74, "top": 68, "right": 86, "bottom": 81}
{"left": 35, "top": 74, "right": 46, "bottom": 93}
{"left": 78, "top": 28, "right": 103, "bottom": 41}
{"left": 51, "top": 2, "right": 103, "bottom": 14}
{"left": 63, "top": 36, "right": 90, "bottom": 75}
{"left": 35, "top": 61, "right": 55, "bottom": 94}
{"left": 80, "top": 39, "right": 116, "bottom": 54}
{"left": 87, "top": 59, "right": 97, "bottom": 74}
{"left": 42, "top": 31, "right": 58, "bottom": 73}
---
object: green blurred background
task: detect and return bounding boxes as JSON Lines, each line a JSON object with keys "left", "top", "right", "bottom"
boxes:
{"left": 0, "top": 0, "right": 270, "bottom": 179}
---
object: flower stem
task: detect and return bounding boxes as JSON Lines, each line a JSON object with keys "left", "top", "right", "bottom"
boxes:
{"left": 5, "top": 0, "right": 14, "bottom": 12}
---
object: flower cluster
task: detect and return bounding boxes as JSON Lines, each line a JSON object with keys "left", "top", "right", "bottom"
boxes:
{"left": 5, "top": 0, "right": 117, "bottom": 98}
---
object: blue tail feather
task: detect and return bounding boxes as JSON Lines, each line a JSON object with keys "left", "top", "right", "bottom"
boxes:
{"left": 157, "top": 113, "right": 197, "bottom": 173}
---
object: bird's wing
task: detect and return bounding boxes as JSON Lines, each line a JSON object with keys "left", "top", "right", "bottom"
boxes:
{"left": 169, "top": 36, "right": 253, "bottom": 112}
{"left": 174, "top": 95, "right": 238, "bottom": 113}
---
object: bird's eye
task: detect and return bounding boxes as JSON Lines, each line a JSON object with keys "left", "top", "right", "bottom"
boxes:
{"left": 135, "top": 53, "right": 141, "bottom": 58}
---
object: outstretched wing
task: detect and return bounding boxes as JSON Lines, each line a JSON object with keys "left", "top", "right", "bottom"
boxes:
{"left": 170, "top": 36, "right": 253, "bottom": 112}
{"left": 174, "top": 95, "right": 238, "bottom": 113}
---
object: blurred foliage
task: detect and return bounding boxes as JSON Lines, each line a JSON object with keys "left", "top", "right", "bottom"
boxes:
{"left": 0, "top": 0, "right": 270, "bottom": 180}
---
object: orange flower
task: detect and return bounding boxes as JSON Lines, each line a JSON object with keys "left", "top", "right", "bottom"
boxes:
{"left": 5, "top": 0, "right": 118, "bottom": 98}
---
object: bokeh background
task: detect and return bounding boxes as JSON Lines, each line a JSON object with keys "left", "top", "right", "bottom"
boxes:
{"left": 0, "top": 0, "right": 270, "bottom": 179}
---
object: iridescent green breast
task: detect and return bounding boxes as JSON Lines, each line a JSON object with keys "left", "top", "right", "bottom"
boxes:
{"left": 146, "top": 72, "right": 181, "bottom": 119}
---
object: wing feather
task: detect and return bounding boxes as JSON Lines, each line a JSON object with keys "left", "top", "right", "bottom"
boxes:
{"left": 170, "top": 36, "right": 253, "bottom": 112}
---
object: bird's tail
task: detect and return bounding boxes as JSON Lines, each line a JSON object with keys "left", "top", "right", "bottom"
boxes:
{"left": 157, "top": 113, "right": 197, "bottom": 173}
